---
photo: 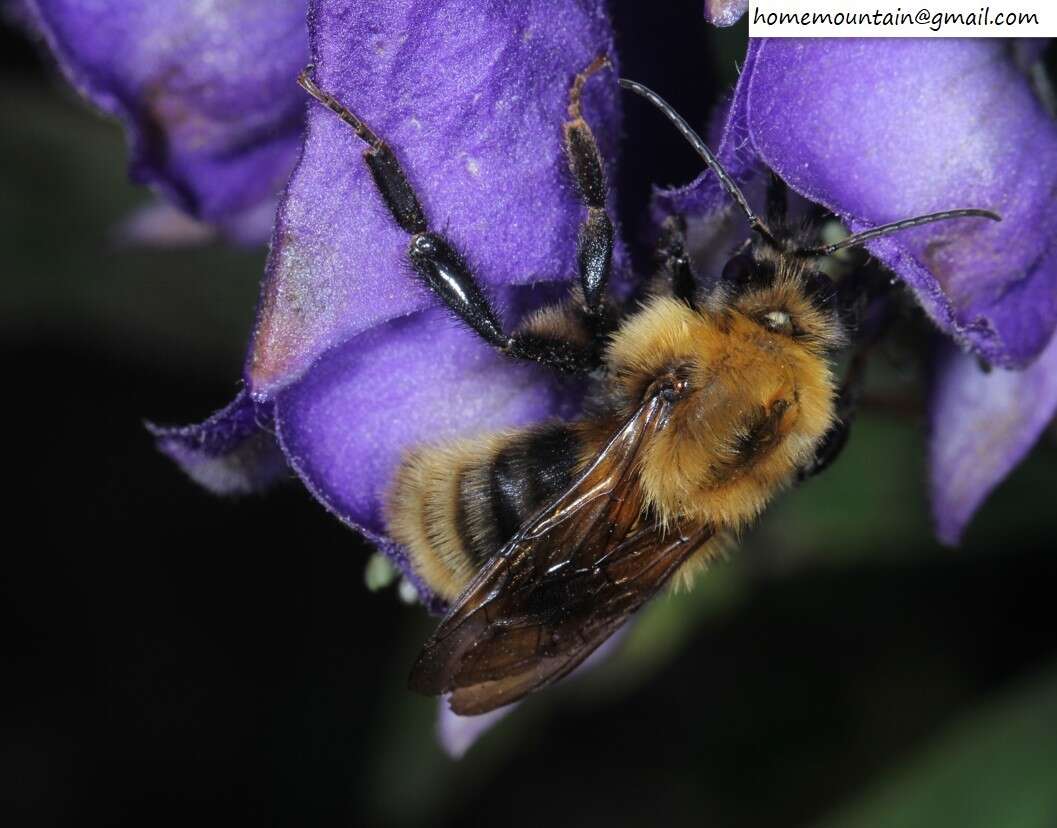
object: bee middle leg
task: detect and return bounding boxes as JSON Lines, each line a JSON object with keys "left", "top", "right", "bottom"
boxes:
{"left": 797, "top": 404, "right": 853, "bottom": 481}
{"left": 298, "top": 68, "right": 602, "bottom": 375}
{"left": 799, "top": 288, "right": 902, "bottom": 481}
{"left": 798, "top": 357, "right": 862, "bottom": 482}
{"left": 655, "top": 213, "right": 697, "bottom": 307}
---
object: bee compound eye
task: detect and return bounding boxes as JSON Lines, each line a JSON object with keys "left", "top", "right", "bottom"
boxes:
{"left": 721, "top": 253, "right": 757, "bottom": 288}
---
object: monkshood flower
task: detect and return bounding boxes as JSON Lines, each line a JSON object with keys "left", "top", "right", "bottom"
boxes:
{"left": 656, "top": 38, "right": 1057, "bottom": 544}
{"left": 26, "top": 0, "right": 308, "bottom": 242}
{"left": 37, "top": 0, "right": 1047, "bottom": 750}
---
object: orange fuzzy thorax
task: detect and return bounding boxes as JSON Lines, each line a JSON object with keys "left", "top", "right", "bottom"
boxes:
{"left": 606, "top": 293, "right": 839, "bottom": 530}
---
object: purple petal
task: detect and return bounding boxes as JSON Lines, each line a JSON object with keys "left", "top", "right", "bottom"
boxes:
{"left": 929, "top": 335, "right": 1057, "bottom": 545}
{"left": 274, "top": 302, "right": 580, "bottom": 595}
{"left": 704, "top": 0, "right": 748, "bottom": 27}
{"left": 29, "top": 0, "right": 306, "bottom": 228}
{"left": 149, "top": 391, "right": 288, "bottom": 496}
{"left": 744, "top": 39, "right": 1057, "bottom": 368}
{"left": 248, "top": 0, "right": 620, "bottom": 395}
{"left": 437, "top": 700, "right": 513, "bottom": 760}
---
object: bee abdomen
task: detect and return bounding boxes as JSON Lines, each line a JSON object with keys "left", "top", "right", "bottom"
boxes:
{"left": 386, "top": 423, "right": 583, "bottom": 602}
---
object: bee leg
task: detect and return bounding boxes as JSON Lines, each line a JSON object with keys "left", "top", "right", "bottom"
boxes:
{"left": 797, "top": 378, "right": 858, "bottom": 481}
{"left": 766, "top": 170, "right": 788, "bottom": 226}
{"left": 563, "top": 56, "right": 615, "bottom": 330}
{"left": 299, "top": 67, "right": 601, "bottom": 374}
{"left": 656, "top": 214, "right": 697, "bottom": 307}
{"left": 298, "top": 68, "right": 428, "bottom": 235}
{"left": 797, "top": 414, "right": 853, "bottom": 481}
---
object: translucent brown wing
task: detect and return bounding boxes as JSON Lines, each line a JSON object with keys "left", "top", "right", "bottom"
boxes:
{"left": 408, "top": 388, "right": 714, "bottom": 715}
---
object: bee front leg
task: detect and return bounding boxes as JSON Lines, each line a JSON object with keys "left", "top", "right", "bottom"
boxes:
{"left": 655, "top": 214, "right": 697, "bottom": 307}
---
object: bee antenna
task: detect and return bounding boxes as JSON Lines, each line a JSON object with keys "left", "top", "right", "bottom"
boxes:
{"left": 618, "top": 78, "right": 779, "bottom": 247}
{"left": 795, "top": 209, "right": 1001, "bottom": 257}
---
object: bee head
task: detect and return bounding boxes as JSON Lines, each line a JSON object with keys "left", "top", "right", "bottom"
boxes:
{"left": 713, "top": 244, "right": 847, "bottom": 354}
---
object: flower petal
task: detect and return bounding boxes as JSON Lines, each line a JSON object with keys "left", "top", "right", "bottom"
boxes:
{"left": 149, "top": 391, "right": 288, "bottom": 496}
{"left": 703, "top": 0, "right": 748, "bottom": 27}
{"left": 929, "top": 333, "right": 1057, "bottom": 545}
{"left": 29, "top": 0, "right": 307, "bottom": 230}
{"left": 248, "top": 0, "right": 620, "bottom": 396}
{"left": 437, "top": 700, "right": 513, "bottom": 760}
{"left": 114, "top": 201, "right": 216, "bottom": 248}
{"left": 273, "top": 303, "right": 580, "bottom": 597}
{"left": 744, "top": 39, "right": 1057, "bottom": 368}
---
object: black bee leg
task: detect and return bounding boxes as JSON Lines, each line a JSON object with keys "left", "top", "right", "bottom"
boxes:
{"left": 797, "top": 404, "right": 854, "bottom": 481}
{"left": 766, "top": 170, "right": 788, "bottom": 226}
{"left": 298, "top": 69, "right": 428, "bottom": 235}
{"left": 798, "top": 346, "right": 866, "bottom": 482}
{"left": 298, "top": 68, "right": 600, "bottom": 375}
{"left": 656, "top": 214, "right": 697, "bottom": 307}
{"left": 563, "top": 56, "right": 615, "bottom": 330}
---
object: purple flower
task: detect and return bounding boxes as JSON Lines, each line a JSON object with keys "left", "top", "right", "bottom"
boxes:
{"left": 27, "top": 0, "right": 308, "bottom": 240}
{"left": 929, "top": 335, "right": 1057, "bottom": 545}
{"left": 661, "top": 37, "right": 1057, "bottom": 542}
{"left": 155, "top": 0, "right": 621, "bottom": 606}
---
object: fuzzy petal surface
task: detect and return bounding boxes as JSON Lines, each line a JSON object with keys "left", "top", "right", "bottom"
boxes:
{"left": 150, "top": 391, "right": 288, "bottom": 496}
{"left": 30, "top": 0, "right": 307, "bottom": 229}
{"left": 929, "top": 336, "right": 1057, "bottom": 545}
{"left": 248, "top": 0, "right": 620, "bottom": 395}
{"left": 748, "top": 39, "right": 1057, "bottom": 367}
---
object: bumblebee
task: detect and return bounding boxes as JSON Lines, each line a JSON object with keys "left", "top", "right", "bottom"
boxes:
{"left": 298, "top": 58, "right": 998, "bottom": 715}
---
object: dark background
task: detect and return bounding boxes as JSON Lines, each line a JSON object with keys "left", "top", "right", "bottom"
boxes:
{"left": 3, "top": 6, "right": 1056, "bottom": 827}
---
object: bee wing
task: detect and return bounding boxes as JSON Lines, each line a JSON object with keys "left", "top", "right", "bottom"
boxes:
{"left": 409, "top": 390, "right": 714, "bottom": 715}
